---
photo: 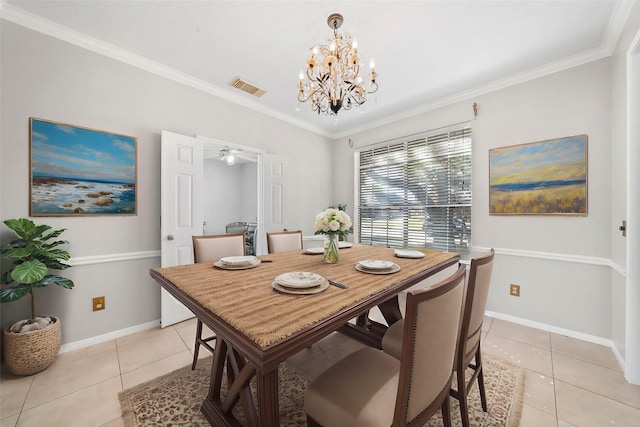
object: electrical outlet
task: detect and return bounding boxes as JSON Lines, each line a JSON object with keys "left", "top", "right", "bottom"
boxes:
{"left": 510, "top": 284, "right": 521, "bottom": 297}
{"left": 93, "top": 296, "right": 105, "bottom": 311}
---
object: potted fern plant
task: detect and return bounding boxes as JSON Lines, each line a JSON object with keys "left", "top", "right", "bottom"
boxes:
{"left": 0, "top": 218, "right": 74, "bottom": 375}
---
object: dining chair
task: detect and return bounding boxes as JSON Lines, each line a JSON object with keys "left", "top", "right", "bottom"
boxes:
{"left": 304, "top": 264, "right": 466, "bottom": 427}
{"left": 190, "top": 232, "right": 246, "bottom": 369}
{"left": 265, "top": 230, "right": 303, "bottom": 253}
{"left": 382, "top": 249, "right": 495, "bottom": 427}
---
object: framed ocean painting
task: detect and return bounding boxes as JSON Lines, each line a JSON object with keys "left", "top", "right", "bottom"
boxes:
{"left": 489, "top": 135, "right": 587, "bottom": 215}
{"left": 29, "top": 118, "right": 137, "bottom": 216}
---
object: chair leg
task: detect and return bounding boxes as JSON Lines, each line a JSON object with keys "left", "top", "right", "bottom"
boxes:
{"left": 457, "top": 367, "right": 471, "bottom": 427}
{"left": 476, "top": 349, "right": 488, "bottom": 412}
{"left": 441, "top": 395, "right": 452, "bottom": 427}
{"left": 306, "top": 414, "right": 322, "bottom": 427}
{"left": 191, "top": 319, "right": 204, "bottom": 370}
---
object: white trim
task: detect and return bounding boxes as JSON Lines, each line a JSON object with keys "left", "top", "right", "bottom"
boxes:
{"left": 602, "top": 0, "right": 635, "bottom": 53}
{"left": 0, "top": 1, "right": 630, "bottom": 141}
{"left": 486, "top": 310, "right": 625, "bottom": 373}
{"left": 59, "top": 319, "right": 160, "bottom": 353}
{"left": 66, "top": 246, "right": 622, "bottom": 272}
{"left": 69, "top": 250, "right": 160, "bottom": 266}
{"left": 335, "top": 48, "right": 611, "bottom": 139}
{"left": 610, "top": 260, "right": 627, "bottom": 276}
{"left": 471, "top": 246, "right": 618, "bottom": 270}
{"left": 485, "top": 310, "right": 613, "bottom": 348}
{"left": 0, "top": 2, "right": 330, "bottom": 138}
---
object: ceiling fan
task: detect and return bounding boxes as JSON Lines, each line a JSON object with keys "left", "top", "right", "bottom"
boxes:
{"left": 218, "top": 148, "right": 239, "bottom": 165}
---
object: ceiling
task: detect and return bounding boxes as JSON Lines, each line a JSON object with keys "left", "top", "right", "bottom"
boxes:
{"left": 1, "top": 1, "right": 632, "bottom": 138}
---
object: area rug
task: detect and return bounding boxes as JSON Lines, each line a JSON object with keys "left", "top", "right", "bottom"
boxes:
{"left": 119, "top": 355, "right": 523, "bottom": 426}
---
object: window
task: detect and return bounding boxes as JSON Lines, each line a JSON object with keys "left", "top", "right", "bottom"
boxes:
{"left": 357, "top": 124, "right": 472, "bottom": 257}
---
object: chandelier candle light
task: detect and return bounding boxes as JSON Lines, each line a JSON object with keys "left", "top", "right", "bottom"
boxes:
{"left": 314, "top": 208, "right": 353, "bottom": 263}
{"left": 297, "top": 13, "right": 378, "bottom": 116}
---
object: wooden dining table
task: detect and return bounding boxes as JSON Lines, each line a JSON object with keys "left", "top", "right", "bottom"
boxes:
{"left": 150, "top": 244, "right": 459, "bottom": 427}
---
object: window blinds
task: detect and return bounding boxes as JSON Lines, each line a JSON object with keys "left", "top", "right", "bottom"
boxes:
{"left": 358, "top": 125, "right": 472, "bottom": 256}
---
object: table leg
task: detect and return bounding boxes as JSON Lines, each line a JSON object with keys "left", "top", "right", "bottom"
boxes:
{"left": 338, "top": 295, "right": 402, "bottom": 348}
{"left": 201, "top": 337, "right": 261, "bottom": 427}
{"left": 378, "top": 295, "right": 403, "bottom": 325}
{"left": 256, "top": 369, "right": 279, "bottom": 426}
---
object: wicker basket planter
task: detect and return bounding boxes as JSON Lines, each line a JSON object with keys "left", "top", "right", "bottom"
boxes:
{"left": 3, "top": 316, "right": 61, "bottom": 376}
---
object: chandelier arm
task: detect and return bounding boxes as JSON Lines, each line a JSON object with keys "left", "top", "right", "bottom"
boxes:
{"left": 298, "top": 13, "right": 378, "bottom": 116}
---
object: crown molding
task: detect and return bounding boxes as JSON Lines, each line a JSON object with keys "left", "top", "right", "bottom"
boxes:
{"left": 0, "top": 2, "right": 332, "bottom": 138}
{"left": 333, "top": 2, "right": 633, "bottom": 140}
{"left": 1, "top": 0, "right": 631, "bottom": 141}
{"left": 334, "top": 45, "right": 611, "bottom": 139}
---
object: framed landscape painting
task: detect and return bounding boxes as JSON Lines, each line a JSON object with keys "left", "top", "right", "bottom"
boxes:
{"left": 30, "top": 118, "right": 137, "bottom": 216}
{"left": 489, "top": 135, "right": 587, "bottom": 215}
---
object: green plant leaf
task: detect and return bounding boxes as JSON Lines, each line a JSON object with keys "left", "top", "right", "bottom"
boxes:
{"left": 39, "top": 248, "right": 71, "bottom": 261}
{"left": 39, "top": 259, "right": 72, "bottom": 270}
{"left": 10, "top": 260, "right": 47, "bottom": 284}
{"left": 0, "top": 284, "right": 30, "bottom": 303}
{"left": 1, "top": 271, "right": 12, "bottom": 284}
{"left": 42, "top": 239, "right": 69, "bottom": 250}
{"left": 42, "top": 229, "right": 66, "bottom": 241}
{"left": 33, "top": 275, "right": 74, "bottom": 290}
{"left": 30, "top": 224, "right": 52, "bottom": 239}
{"left": 2, "top": 246, "right": 38, "bottom": 260}
{"left": 3, "top": 218, "right": 36, "bottom": 239}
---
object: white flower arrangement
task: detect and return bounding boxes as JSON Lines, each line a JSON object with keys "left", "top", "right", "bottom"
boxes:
{"left": 314, "top": 208, "right": 353, "bottom": 240}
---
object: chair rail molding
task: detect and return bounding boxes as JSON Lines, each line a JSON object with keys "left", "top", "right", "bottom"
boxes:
{"left": 69, "top": 250, "right": 160, "bottom": 266}
{"left": 472, "top": 246, "right": 625, "bottom": 275}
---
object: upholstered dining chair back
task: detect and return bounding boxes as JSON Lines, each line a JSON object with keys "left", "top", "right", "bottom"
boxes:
{"left": 189, "top": 233, "right": 246, "bottom": 370}
{"left": 305, "top": 264, "right": 466, "bottom": 427}
{"left": 266, "top": 230, "right": 303, "bottom": 254}
{"left": 394, "top": 263, "right": 466, "bottom": 425}
{"left": 451, "top": 248, "right": 495, "bottom": 427}
{"left": 192, "top": 233, "right": 246, "bottom": 263}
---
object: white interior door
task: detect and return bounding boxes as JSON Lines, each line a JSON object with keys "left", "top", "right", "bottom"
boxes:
{"left": 160, "top": 130, "right": 203, "bottom": 327}
{"left": 262, "top": 153, "right": 289, "bottom": 231}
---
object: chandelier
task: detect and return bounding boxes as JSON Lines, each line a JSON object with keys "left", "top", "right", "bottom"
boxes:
{"left": 297, "top": 13, "right": 378, "bottom": 116}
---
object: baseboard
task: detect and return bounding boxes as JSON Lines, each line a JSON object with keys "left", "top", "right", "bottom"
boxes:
{"left": 486, "top": 310, "right": 627, "bottom": 372}
{"left": 485, "top": 310, "right": 613, "bottom": 347}
{"left": 59, "top": 319, "right": 161, "bottom": 353}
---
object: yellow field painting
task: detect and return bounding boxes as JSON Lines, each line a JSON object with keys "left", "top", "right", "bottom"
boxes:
{"left": 489, "top": 135, "right": 587, "bottom": 215}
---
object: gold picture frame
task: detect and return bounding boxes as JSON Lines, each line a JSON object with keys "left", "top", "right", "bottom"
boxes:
{"left": 489, "top": 135, "right": 587, "bottom": 215}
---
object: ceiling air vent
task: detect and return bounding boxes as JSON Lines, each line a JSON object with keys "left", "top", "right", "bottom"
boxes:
{"left": 231, "top": 77, "right": 266, "bottom": 97}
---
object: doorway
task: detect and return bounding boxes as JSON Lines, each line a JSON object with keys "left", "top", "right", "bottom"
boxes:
{"left": 160, "top": 131, "right": 288, "bottom": 327}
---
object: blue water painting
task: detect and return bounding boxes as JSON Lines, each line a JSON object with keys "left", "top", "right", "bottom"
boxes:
{"left": 30, "top": 118, "right": 136, "bottom": 215}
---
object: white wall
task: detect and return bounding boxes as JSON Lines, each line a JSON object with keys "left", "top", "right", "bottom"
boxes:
{"left": 203, "top": 159, "right": 257, "bottom": 235}
{"left": 335, "top": 58, "right": 614, "bottom": 340}
{"left": 0, "top": 21, "right": 333, "bottom": 345}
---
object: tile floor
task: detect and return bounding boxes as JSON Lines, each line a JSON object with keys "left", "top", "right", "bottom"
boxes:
{"left": 2, "top": 316, "right": 640, "bottom": 426}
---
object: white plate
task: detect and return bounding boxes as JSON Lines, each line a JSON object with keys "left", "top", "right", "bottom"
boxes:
{"left": 275, "top": 272, "right": 325, "bottom": 289}
{"left": 220, "top": 255, "right": 258, "bottom": 265}
{"left": 357, "top": 259, "right": 395, "bottom": 270}
{"left": 304, "top": 247, "right": 324, "bottom": 255}
{"left": 338, "top": 242, "right": 353, "bottom": 248}
{"left": 214, "top": 259, "right": 261, "bottom": 270}
{"left": 272, "top": 281, "right": 329, "bottom": 295}
{"left": 356, "top": 263, "right": 401, "bottom": 275}
{"left": 394, "top": 249, "right": 425, "bottom": 259}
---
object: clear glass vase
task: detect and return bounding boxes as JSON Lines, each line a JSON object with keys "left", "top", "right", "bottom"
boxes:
{"left": 323, "top": 234, "right": 340, "bottom": 263}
